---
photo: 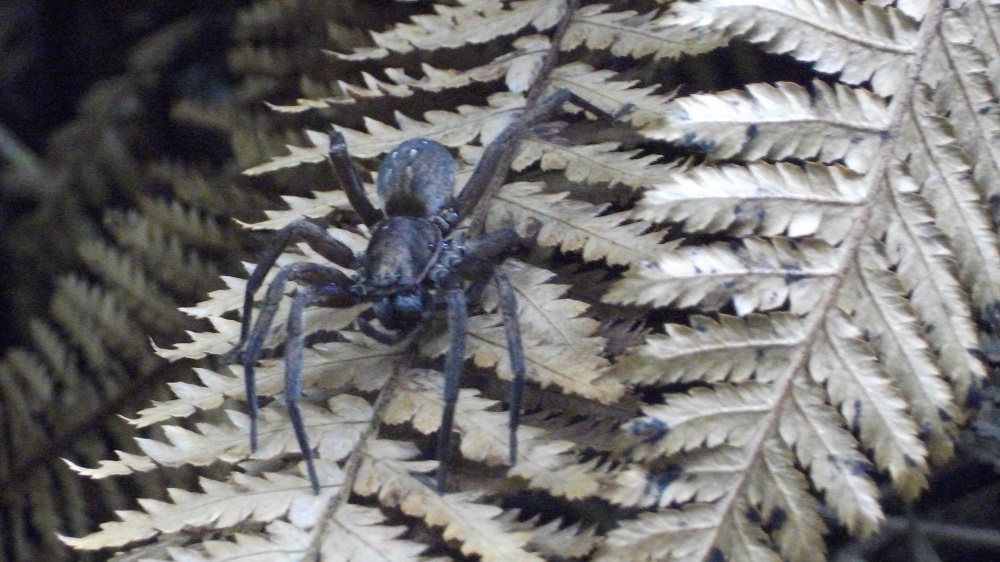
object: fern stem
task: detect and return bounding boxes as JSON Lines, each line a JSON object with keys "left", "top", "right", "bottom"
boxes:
{"left": 305, "top": 342, "right": 416, "bottom": 559}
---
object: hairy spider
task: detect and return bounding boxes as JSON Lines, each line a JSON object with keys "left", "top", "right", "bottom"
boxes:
{"left": 228, "top": 89, "right": 606, "bottom": 493}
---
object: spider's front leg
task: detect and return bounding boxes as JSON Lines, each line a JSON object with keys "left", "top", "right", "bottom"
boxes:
{"left": 231, "top": 260, "right": 357, "bottom": 461}
{"left": 283, "top": 280, "right": 360, "bottom": 493}
{"left": 227, "top": 219, "right": 359, "bottom": 358}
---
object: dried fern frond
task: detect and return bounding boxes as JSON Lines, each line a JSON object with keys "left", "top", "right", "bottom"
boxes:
{"left": 66, "top": 1, "right": 1000, "bottom": 561}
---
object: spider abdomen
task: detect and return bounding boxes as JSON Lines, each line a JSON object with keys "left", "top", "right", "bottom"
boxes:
{"left": 377, "top": 138, "right": 456, "bottom": 217}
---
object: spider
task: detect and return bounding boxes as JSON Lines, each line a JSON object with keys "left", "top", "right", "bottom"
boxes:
{"left": 227, "top": 89, "right": 612, "bottom": 493}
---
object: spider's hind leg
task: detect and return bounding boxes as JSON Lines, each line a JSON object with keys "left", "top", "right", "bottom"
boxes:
{"left": 492, "top": 269, "right": 526, "bottom": 465}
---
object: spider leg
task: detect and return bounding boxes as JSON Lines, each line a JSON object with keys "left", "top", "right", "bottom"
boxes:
{"left": 236, "top": 261, "right": 355, "bottom": 454}
{"left": 436, "top": 273, "right": 468, "bottom": 493}
{"left": 493, "top": 270, "right": 526, "bottom": 465}
{"left": 328, "top": 129, "right": 384, "bottom": 226}
{"left": 451, "top": 89, "right": 621, "bottom": 226}
{"left": 229, "top": 220, "right": 358, "bottom": 359}
{"left": 285, "top": 286, "right": 324, "bottom": 493}
{"left": 455, "top": 228, "right": 524, "bottom": 461}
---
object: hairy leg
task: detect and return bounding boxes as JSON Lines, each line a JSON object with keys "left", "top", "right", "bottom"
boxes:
{"left": 493, "top": 270, "right": 526, "bottom": 464}
{"left": 450, "top": 89, "right": 622, "bottom": 230}
{"left": 328, "top": 129, "right": 384, "bottom": 226}
{"left": 233, "top": 220, "right": 358, "bottom": 353}
{"left": 436, "top": 274, "right": 468, "bottom": 492}
{"left": 231, "top": 261, "right": 355, "bottom": 454}
{"left": 284, "top": 286, "right": 323, "bottom": 493}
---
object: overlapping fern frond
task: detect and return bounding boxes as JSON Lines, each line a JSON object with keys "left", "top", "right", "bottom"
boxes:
{"left": 66, "top": 1, "right": 1000, "bottom": 561}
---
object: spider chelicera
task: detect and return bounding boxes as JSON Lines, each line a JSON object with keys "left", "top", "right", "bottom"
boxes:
{"left": 227, "top": 89, "right": 608, "bottom": 493}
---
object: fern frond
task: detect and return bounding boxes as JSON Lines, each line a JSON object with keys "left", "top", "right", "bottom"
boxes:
{"left": 594, "top": 504, "right": 723, "bottom": 562}
{"left": 385, "top": 371, "right": 602, "bottom": 498}
{"left": 615, "top": 313, "right": 803, "bottom": 386}
{"left": 241, "top": 191, "right": 372, "bottom": 230}
{"left": 623, "top": 383, "right": 776, "bottom": 461}
{"left": 501, "top": 511, "right": 599, "bottom": 560}
{"left": 905, "top": 85, "right": 1000, "bottom": 329}
{"left": 643, "top": 80, "right": 889, "bottom": 171}
{"left": 78, "top": 239, "right": 188, "bottom": 332}
{"left": 248, "top": 93, "right": 527, "bottom": 175}
{"left": 564, "top": 4, "right": 718, "bottom": 61}
{"left": 780, "top": 377, "right": 882, "bottom": 537}
{"left": 357, "top": 440, "right": 540, "bottom": 562}
{"left": 876, "top": 170, "right": 986, "bottom": 404}
{"left": 487, "top": 260, "right": 601, "bottom": 349}
{"left": 750, "top": 439, "right": 827, "bottom": 562}
{"left": 517, "top": 139, "right": 676, "bottom": 191}
{"left": 64, "top": 472, "right": 324, "bottom": 551}
{"left": 468, "top": 314, "right": 623, "bottom": 402}
{"left": 844, "top": 244, "right": 959, "bottom": 464}
{"left": 635, "top": 162, "right": 867, "bottom": 244}
{"left": 69, "top": 1, "right": 1000, "bottom": 560}
{"left": 814, "top": 309, "right": 929, "bottom": 499}
{"left": 605, "top": 237, "right": 838, "bottom": 315}
{"left": 550, "top": 63, "right": 674, "bottom": 127}
{"left": 338, "top": 0, "right": 564, "bottom": 60}
{"left": 664, "top": 0, "right": 918, "bottom": 96}
{"left": 925, "top": 12, "right": 1000, "bottom": 211}
{"left": 298, "top": 37, "right": 550, "bottom": 107}
{"left": 318, "top": 504, "right": 428, "bottom": 561}
{"left": 159, "top": 520, "right": 312, "bottom": 562}
{"left": 489, "top": 182, "right": 661, "bottom": 266}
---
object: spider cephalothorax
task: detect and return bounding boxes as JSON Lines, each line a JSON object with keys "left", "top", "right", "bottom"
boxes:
{"left": 228, "top": 89, "right": 606, "bottom": 493}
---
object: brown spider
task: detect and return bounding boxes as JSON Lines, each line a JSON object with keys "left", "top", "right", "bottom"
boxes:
{"left": 226, "top": 89, "right": 613, "bottom": 493}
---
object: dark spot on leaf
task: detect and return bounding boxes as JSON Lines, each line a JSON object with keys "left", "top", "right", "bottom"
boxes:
{"left": 785, "top": 270, "right": 805, "bottom": 284}
{"left": 766, "top": 507, "right": 787, "bottom": 532}
{"left": 924, "top": 323, "right": 935, "bottom": 335}
{"left": 918, "top": 421, "right": 931, "bottom": 440}
{"left": 938, "top": 408, "right": 953, "bottom": 422}
{"left": 880, "top": 130, "right": 891, "bottom": 142}
{"left": 746, "top": 124, "right": 758, "bottom": 140}
{"left": 746, "top": 506, "right": 762, "bottom": 524}
{"left": 981, "top": 302, "right": 1000, "bottom": 332}
{"left": 645, "top": 465, "right": 684, "bottom": 502}
{"left": 851, "top": 400, "right": 862, "bottom": 434}
{"left": 965, "top": 382, "right": 984, "bottom": 409}
{"left": 903, "top": 454, "right": 917, "bottom": 468}
{"left": 631, "top": 418, "right": 669, "bottom": 444}
{"left": 979, "top": 105, "right": 992, "bottom": 115}
{"left": 850, "top": 459, "right": 875, "bottom": 477}
{"left": 694, "top": 321, "right": 707, "bottom": 332}
{"left": 723, "top": 280, "right": 737, "bottom": 289}
{"left": 708, "top": 548, "right": 726, "bottom": 562}
{"left": 969, "top": 347, "right": 987, "bottom": 363}
{"left": 681, "top": 132, "right": 716, "bottom": 153}
{"left": 850, "top": 136, "right": 864, "bottom": 145}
